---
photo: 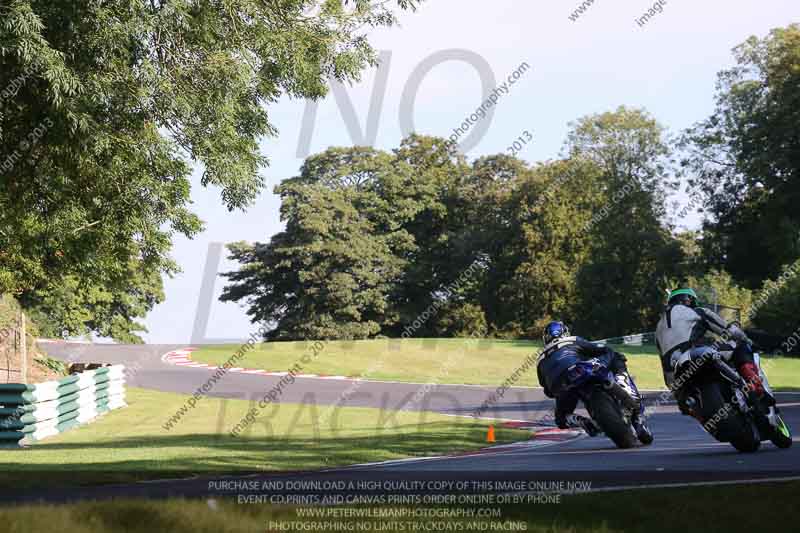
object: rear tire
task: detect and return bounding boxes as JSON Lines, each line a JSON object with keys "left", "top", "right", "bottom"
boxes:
{"left": 730, "top": 421, "right": 761, "bottom": 453}
{"left": 590, "top": 388, "right": 636, "bottom": 449}
{"left": 699, "top": 381, "right": 760, "bottom": 453}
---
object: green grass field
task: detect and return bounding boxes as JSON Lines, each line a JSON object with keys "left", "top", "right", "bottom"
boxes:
{"left": 1, "top": 481, "right": 796, "bottom": 533}
{"left": 192, "top": 339, "right": 800, "bottom": 391}
{"left": 0, "top": 387, "right": 528, "bottom": 488}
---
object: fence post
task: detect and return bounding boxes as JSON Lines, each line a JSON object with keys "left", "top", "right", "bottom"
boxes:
{"left": 20, "top": 310, "right": 27, "bottom": 384}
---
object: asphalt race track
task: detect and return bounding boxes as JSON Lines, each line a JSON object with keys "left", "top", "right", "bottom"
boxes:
{"left": 12, "top": 341, "right": 800, "bottom": 503}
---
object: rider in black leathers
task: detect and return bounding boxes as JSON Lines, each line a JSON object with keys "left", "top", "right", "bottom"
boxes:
{"left": 537, "top": 321, "right": 648, "bottom": 439}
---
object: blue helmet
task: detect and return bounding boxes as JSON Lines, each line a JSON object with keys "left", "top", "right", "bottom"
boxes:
{"left": 543, "top": 321, "right": 570, "bottom": 345}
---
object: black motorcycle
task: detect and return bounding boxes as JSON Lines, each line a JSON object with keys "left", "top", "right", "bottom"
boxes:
{"left": 674, "top": 348, "right": 792, "bottom": 453}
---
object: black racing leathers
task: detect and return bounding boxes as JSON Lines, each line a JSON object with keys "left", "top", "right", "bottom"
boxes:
{"left": 537, "top": 336, "right": 629, "bottom": 429}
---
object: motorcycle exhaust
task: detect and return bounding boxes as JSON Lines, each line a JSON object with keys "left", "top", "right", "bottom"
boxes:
{"left": 713, "top": 359, "right": 747, "bottom": 388}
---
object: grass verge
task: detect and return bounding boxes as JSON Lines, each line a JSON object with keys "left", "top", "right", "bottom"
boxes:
{"left": 191, "top": 339, "right": 800, "bottom": 391}
{"left": 0, "top": 387, "right": 528, "bottom": 488}
{"left": 1, "top": 481, "right": 796, "bottom": 532}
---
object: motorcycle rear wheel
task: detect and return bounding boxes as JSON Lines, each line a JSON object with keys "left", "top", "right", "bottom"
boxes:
{"left": 699, "top": 381, "right": 760, "bottom": 453}
{"left": 590, "top": 388, "right": 637, "bottom": 449}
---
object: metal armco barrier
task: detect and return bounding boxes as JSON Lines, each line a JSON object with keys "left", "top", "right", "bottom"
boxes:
{"left": 0, "top": 365, "right": 127, "bottom": 448}
{"left": 597, "top": 332, "right": 656, "bottom": 347}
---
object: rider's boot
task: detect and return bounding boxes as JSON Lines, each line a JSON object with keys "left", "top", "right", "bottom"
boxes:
{"left": 738, "top": 362, "right": 776, "bottom": 430}
{"left": 630, "top": 410, "right": 654, "bottom": 445}
{"left": 615, "top": 372, "right": 653, "bottom": 444}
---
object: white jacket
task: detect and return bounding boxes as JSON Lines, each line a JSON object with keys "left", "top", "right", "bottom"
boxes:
{"left": 655, "top": 304, "right": 746, "bottom": 384}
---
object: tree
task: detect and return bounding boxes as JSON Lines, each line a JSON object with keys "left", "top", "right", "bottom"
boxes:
{"left": 685, "top": 269, "right": 754, "bottom": 326}
{"left": 224, "top": 109, "right": 690, "bottom": 342}
{"left": 682, "top": 24, "right": 800, "bottom": 288}
{"left": 674, "top": 230, "right": 705, "bottom": 278}
{"left": 222, "top": 188, "right": 407, "bottom": 340}
{"left": 386, "top": 135, "right": 474, "bottom": 334}
{"left": 457, "top": 154, "right": 526, "bottom": 330}
{"left": 566, "top": 107, "right": 684, "bottom": 337}
{"left": 222, "top": 144, "right": 416, "bottom": 339}
{"left": 221, "top": 136, "right": 484, "bottom": 340}
{"left": 488, "top": 157, "right": 601, "bottom": 338}
{"left": 0, "top": 0, "right": 418, "bottom": 340}
{"left": 751, "top": 259, "right": 800, "bottom": 336}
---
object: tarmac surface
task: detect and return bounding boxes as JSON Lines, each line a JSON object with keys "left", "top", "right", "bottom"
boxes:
{"left": 11, "top": 341, "right": 798, "bottom": 503}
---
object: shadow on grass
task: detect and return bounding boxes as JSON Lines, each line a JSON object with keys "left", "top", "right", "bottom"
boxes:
{"left": 0, "top": 421, "right": 522, "bottom": 489}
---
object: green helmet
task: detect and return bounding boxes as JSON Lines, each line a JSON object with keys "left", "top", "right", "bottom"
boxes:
{"left": 668, "top": 288, "right": 698, "bottom": 307}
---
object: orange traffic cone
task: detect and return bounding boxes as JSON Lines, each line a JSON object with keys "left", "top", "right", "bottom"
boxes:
{"left": 486, "top": 425, "right": 496, "bottom": 443}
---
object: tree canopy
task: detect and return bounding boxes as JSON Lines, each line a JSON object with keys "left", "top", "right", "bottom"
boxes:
{"left": 682, "top": 24, "right": 800, "bottom": 289}
{"left": 0, "top": 0, "right": 418, "bottom": 340}
{"left": 681, "top": 23, "right": 800, "bottom": 335}
{"left": 4, "top": 10, "right": 798, "bottom": 342}
{"left": 223, "top": 108, "right": 687, "bottom": 340}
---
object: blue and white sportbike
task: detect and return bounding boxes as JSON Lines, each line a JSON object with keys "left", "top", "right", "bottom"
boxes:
{"left": 562, "top": 352, "right": 653, "bottom": 449}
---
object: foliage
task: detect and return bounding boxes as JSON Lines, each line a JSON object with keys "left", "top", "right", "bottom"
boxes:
{"left": 225, "top": 110, "right": 685, "bottom": 340}
{"left": 222, "top": 143, "right": 416, "bottom": 340}
{"left": 674, "top": 230, "right": 705, "bottom": 278}
{"left": 681, "top": 24, "right": 800, "bottom": 288}
{"left": 751, "top": 259, "right": 800, "bottom": 335}
{"left": 566, "top": 107, "right": 683, "bottom": 337}
{"left": 433, "top": 302, "right": 487, "bottom": 338}
{"left": 685, "top": 269, "right": 754, "bottom": 325}
{"left": 33, "top": 354, "right": 68, "bottom": 376}
{"left": 490, "top": 157, "right": 600, "bottom": 338}
{"left": 0, "top": 0, "right": 418, "bottom": 340}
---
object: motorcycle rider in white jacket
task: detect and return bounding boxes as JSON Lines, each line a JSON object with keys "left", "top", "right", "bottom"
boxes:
{"left": 655, "top": 288, "right": 775, "bottom": 416}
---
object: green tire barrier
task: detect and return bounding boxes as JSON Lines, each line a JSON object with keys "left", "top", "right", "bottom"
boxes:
{"left": 0, "top": 365, "right": 127, "bottom": 447}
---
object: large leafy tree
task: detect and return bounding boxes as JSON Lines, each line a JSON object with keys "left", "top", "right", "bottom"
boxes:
{"left": 0, "top": 0, "right": 417, "bottom": 340}
{"left": 489, "top": 157, "right": 602, "bottom": 337}
{"left": 386, "top": 135, "right": 474, "bottom": 334}
{"left": 566, "top": 107, "right": 684, "bottom": 337}
{"left": 222, "top": 144, "right": 415, "bottom": 339}
{"left": 221, "top": 136, "right": 482, "bottom": 340}
{"left": 222, "top": 187, "right": 408, "bottom": 340}
{"left": 682, "top": 24, "right": 800, "bottom": 288}
{"left": 225, "top": 124, "right": 688, "bottom": 341}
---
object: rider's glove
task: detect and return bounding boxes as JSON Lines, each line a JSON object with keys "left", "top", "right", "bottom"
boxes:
{"left": 728, "top": 324, "right": 748, "bottom": 343}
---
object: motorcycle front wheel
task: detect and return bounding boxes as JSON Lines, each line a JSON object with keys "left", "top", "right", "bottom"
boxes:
{"left": 770, "top": 414, "right": 793, "bottom": 449}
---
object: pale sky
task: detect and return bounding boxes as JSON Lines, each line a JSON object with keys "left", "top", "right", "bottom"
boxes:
{"left": 141, "top": 0, "right": 800, "bottom": 343}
